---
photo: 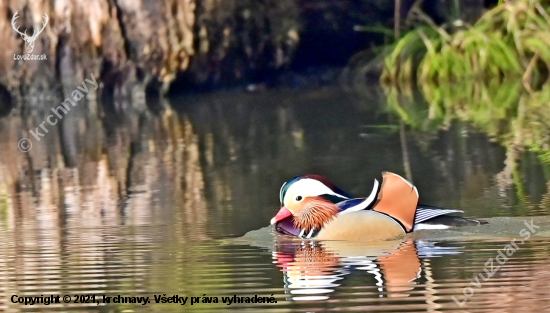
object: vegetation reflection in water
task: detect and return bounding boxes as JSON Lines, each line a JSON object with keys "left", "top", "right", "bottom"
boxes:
{"left": 381, "top": 77, "right": 550, "bottom": 215}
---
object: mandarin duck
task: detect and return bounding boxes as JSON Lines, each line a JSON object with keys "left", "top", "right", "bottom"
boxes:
{"left": 271, "top": 172, "right": 485, "bottom": 241}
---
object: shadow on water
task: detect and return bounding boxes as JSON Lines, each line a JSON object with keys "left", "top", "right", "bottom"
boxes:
{"left": 1, "top": 81, "right": 550, "bottom": 311}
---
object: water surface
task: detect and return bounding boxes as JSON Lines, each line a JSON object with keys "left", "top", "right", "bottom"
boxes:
{"left": 1, "top": 85, "right": 550, "bottom": 312}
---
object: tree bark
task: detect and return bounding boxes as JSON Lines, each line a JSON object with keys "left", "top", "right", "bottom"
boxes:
{"left": 0, "top": 0, "right": 300, "bottom": 109}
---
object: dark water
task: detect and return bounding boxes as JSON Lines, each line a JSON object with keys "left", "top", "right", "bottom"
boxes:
{"left": 1, "top": 85, "right": 550, "bottom": 312}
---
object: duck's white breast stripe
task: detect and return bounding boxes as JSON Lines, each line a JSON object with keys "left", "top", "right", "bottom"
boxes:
{"left": 338, "top": 179, "right": 379, "bottom": 215}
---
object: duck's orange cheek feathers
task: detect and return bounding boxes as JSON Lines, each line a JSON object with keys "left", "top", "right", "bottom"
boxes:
{"left": 292, "top": 197, "right": 340, "bottom": 232}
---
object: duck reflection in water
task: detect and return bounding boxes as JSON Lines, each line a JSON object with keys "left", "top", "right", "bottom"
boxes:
{"left": 272, "top": 238, "right": 460, "bottom": 301}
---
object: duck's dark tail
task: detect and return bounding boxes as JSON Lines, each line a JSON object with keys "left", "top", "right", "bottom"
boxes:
{"left": 414, "top": 205, "right": 487, "bottom": 229}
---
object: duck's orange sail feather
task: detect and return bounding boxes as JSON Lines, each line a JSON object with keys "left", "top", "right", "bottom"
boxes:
{"left": 372, "top": 172, "right": 418, "bottom": 232}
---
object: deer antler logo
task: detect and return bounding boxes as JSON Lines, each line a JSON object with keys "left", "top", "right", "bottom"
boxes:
{"left": 11, "top": 11, "right": 49, "bottom": 54}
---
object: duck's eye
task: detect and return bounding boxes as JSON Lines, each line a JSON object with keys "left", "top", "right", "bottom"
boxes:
{"left": 296, "top": 196, "right": 303, "bottom": 201}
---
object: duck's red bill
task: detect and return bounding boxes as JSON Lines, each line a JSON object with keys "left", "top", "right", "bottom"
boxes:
{"left": 270, "top": 207, "right": 300, "bottom": 236}
{"left": 271, "top": 207, "right": 292, "bottom": 225}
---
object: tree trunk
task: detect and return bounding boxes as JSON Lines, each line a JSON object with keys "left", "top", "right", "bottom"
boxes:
{"left": 0, "top": 0, "right": 300, "bottom": 110}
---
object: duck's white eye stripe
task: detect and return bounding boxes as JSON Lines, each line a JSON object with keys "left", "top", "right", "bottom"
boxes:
{"left": 288, "top": 179, "right": 346, "bottom": 200}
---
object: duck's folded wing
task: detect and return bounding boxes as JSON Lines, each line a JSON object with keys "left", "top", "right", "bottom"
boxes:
{"left": 414, "top": 206, "right": 463, "bottom": 224}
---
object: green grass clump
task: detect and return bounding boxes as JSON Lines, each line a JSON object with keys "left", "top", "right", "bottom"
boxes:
{"left": 382, "top": 0, "right": 550, "bottom": 85}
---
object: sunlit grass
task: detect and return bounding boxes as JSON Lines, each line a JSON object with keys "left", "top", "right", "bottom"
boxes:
{"left": 381, "top": 0, "right": 550, "bottom": 85}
